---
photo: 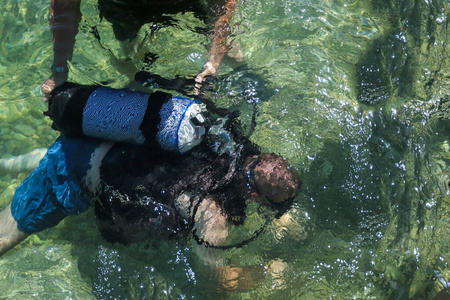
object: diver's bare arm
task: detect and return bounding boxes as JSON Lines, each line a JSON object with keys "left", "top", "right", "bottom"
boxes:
{"left": 194, "top": 0, "right": 237, "bottom": 93}
{"left": 191, "top": 196, "right": 267, "bottom": 291}
{"left": 192, "top": 195, "right": 229, "bottom": 247}
{"left": 42, "top": 0, "right": 82, "bottom": 99}
{"left": 0, "top": 204, "right": 29, "bottom": 257}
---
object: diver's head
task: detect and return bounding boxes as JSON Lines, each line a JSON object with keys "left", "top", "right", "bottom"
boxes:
{"left": 244, "top": 153, "right": 301, "bottom": 205}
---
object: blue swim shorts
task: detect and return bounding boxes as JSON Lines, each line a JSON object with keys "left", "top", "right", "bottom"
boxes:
{"left": 11, "top": 136, "right": 102, "bottom": 233}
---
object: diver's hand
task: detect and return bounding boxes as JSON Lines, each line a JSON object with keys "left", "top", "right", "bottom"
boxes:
{"left": 215, "top": 265, "right": 265, "bottom": 291}
{"left": 194, "top": 62, "right": 216, "bottom": 96}
{"left": 41, "top": 72, "right": 68, "bottom": 102}
{"left": 265, "top": 259, "right": 288, "bottom": 289}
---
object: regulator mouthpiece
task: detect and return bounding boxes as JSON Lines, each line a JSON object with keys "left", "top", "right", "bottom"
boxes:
{"left": 207, "top": 117, "right": 238, "bottom": 156}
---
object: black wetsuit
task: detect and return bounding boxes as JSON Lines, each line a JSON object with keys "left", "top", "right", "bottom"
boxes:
{"left": 98, "top": 0, "right": 225, "bottom": 41}
{"left": 95, "top": 141, "right": 255, "bottom": 244}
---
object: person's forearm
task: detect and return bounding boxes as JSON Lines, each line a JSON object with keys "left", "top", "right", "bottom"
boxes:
{"left": 50, "top": 0, "right": 82, "bottom": 69}
{"left": 194, "top": 0, "right": 237, "bottom": 94}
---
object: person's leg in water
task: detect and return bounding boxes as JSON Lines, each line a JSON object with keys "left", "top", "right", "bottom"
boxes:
{"left": 0, "top": 204, "right": 29, "bottom": 256}
{"left": 0, "top": 148, "right": 47, "bottom": 175}
{"left": 97, "top": 0, "right": 239, "bottom": 94}
{"left": 96, "top": 0, "right": 205, "bottom": 72}
{"left": 0, "top": 137, "right": 107, "bottom": 257}
{"left": 0, "top": 149, "right": 49, "bottom": 256}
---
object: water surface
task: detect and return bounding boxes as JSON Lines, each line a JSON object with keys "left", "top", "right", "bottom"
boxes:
{"left": 0, "top": 0, "right": 449, "bottom": 298}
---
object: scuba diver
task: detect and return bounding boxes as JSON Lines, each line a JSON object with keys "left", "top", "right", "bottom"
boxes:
{"left": 0, "top": 82, "right": 301, "bottom": 289}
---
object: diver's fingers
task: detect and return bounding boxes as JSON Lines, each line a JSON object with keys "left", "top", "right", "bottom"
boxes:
{"left": 41, "top": 73, "right": 68, "bottom": 102}
{"left": 194, "top": 62, "right": 216, "bottom": 96}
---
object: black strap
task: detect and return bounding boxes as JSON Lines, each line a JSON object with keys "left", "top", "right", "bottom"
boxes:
{"left": 192, "top": 219, "right": 270, "bottom": 250}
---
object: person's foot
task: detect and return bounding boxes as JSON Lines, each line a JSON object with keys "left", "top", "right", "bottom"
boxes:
{"left": 0, "top": 204, "right": 29, "bottom": 257}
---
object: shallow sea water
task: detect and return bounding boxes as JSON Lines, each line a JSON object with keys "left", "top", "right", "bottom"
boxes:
{"left": 0, "top": 0, "right": 449, "bottom": 299}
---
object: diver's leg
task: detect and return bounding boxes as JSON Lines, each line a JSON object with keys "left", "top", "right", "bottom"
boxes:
{"left": 0, "top": 204, "right": 29, "bottom": 257}
{"left": 0, "top": 148, "right": 47, "bottom": 174}
{"left": 0, "top": 148, "right": 47, "bottom": 256}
